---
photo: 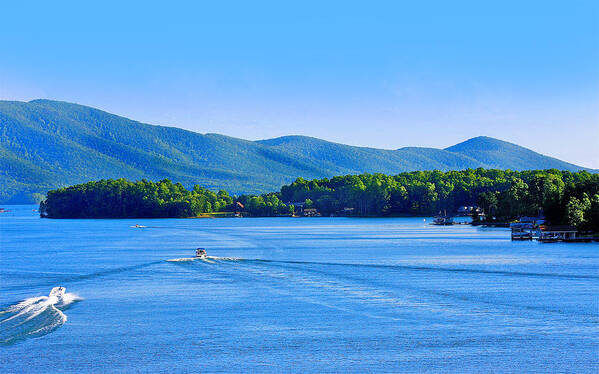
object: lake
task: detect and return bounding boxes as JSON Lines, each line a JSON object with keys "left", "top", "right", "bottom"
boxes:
{"left": 1, "top": 205, "right": 597, "bottom": 373}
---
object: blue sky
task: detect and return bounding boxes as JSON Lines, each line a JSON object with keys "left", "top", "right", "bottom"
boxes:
{"left": 1, "top": 1, "right": 598, "bottom": 167}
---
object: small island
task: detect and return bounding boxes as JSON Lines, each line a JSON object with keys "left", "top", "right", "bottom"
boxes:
{"left": 39, "top": 169, "right": 599, "bottom": 234}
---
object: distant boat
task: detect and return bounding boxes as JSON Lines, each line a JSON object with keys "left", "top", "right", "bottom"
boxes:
{"left": 432, "top": 216, "right": 454, "bottom": 225}
{"left": 195, "top": 248, "right": 207, "bottom": 259}
{"left": 131, "top": 224, "right": 146, "bottom": 228}
{"left": 166, "top": 248, "right": 210, "bottom": 262}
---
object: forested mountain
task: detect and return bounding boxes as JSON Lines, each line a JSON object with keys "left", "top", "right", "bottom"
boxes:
{"left": 445, "top": 136, "right": 583, "bottom": 170}
{"left": 0, "top": 99, "right": 593, "bottom": 203}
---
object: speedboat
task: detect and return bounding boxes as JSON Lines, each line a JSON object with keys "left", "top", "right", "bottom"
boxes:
{"left": 195, "top": 248, "right": 207, "bottom": 259}
{"left": 49, "top": 286, "right": 66, "bottom": 299}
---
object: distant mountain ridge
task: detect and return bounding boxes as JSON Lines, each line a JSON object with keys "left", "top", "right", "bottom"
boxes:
{"left": 0, "top": 99, "right": 593, "bottom": 203}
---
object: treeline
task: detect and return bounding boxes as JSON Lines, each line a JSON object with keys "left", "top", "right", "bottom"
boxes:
{"left": 39, "top": 178, "right": 295, "bottom": 218}
{"left": 39, "top": 179, "right": 233, "bottom": 218}
{"left": 279, "top": 169, "right": 599, "bottom": 230}
{"left": 40, "top": 169, "right": 599, "bottom": 231}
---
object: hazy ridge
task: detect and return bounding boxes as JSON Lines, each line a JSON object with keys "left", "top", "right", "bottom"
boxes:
{"left": 0, "top": 99, "right": 591, "bottom": 203}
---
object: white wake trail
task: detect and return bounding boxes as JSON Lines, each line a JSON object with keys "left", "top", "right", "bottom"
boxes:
{"left": 0, "top": 287, "right": 82, "bottom": 345}
{"left": 167, "top": 255, "right": 243, "bottom": 263}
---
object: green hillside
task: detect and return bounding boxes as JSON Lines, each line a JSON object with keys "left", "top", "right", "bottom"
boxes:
{"left": 445, "top": 136, "right": 585, "bottom": 170}
{"left": 0, "top": 99, "right": 592, "bottom": 203}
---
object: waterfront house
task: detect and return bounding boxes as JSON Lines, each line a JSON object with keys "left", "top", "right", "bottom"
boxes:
{"left": 457, "top": 206, "right": 484, "bottom": 216}
{"left": 340, "top": 207, "right": 355, "bottom": 216}
{"left": 234, "top": 201, "right": 245, "bottom": 217}
{"left": 303, "top": 208, "right": 319, "bottom": 217}
{"left": 519, "top": 216, "right": 546, "bottom": 225}
{"left": 287, "top": 202, "right": 306, "bottom": 216}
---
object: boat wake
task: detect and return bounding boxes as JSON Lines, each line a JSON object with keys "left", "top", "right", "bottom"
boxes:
{"left": 249, "top": 259, "right": 598, "bottom": 280}
{"left": 167, "top": 256, "right": 242, "bottom": 263}
{"left": 165, "top": 256, "right": 595, "bottom": 323}
{"left": 0, "top": 287, "right": 82, "bottom": 345}
{"left": 207, "top": 256, "right": 243, "bottom": 261}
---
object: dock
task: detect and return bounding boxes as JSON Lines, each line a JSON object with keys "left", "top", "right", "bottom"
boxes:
{"left": 510, "top": 221, "right": 597, "bottom": 242}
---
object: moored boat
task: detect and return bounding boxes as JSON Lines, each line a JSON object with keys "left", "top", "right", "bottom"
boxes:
{"left": 432, "top": 215, "right": 454, "bottom": 225}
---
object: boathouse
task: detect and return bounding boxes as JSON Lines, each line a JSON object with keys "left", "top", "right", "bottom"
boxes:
{"left": 510, "top": 222, "right": 534, "bottom": 240}
{"left": 538, "top": 225, "right": 578, "bottom": 242}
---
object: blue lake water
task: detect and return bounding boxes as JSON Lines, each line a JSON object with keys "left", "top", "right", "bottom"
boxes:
{"left": 1, "top": 205, "right": 597, "bottom": 373}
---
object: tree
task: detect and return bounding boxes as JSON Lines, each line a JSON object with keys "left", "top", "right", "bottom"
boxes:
{"left": 304, "top": 198, "right": 314, "bottom": 209}
{"left": 478, "top": 191, "right": 498, "bottom": 219}
{"left": 566, "top": 196, "right": 589, "bottom": 228}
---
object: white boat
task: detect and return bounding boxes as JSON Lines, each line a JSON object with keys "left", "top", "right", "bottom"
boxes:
{"left": 432, "top": 216, "right": 454, "bottom": 225}
{"left": 167, "top": 248, "right": 210, "bottom": 262}
{"left": 49, "top": 286, "right": 66, "bottom": 300}
{"left": 195, "top": 248, "right": 207, "bottom": 259}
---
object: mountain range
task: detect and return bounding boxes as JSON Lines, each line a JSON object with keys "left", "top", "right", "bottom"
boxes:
{"left": 0, "top": 99, "right": 593, "bottom": 203}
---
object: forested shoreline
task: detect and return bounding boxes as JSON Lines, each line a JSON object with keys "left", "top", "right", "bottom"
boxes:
{"left": 39, "top": 169, "right": 599, "bottom": 231}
